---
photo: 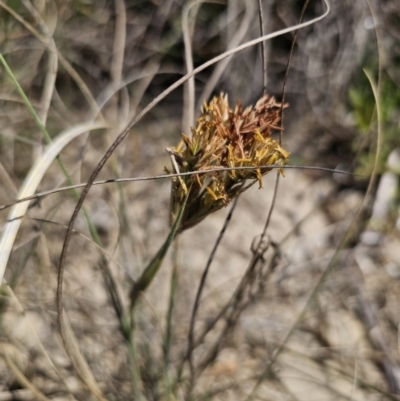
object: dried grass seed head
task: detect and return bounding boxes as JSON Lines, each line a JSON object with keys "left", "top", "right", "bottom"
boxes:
{"left": 167, "top": 93, "right": 290, "bottom": 232}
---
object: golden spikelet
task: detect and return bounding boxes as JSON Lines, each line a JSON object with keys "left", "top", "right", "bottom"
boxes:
{"left": 166, "top": 93, "right": 290, "bottom": 232}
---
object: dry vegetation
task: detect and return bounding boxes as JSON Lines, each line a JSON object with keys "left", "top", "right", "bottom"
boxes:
{"left": 1, "top": 0, "right": 400, "bottom": 400}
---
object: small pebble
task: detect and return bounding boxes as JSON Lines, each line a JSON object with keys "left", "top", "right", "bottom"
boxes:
{"left": 360, "top": 230, "right": 382, "bottom": 246}
{"left": 385, "top": 262, "right": 400, "bottom": 279}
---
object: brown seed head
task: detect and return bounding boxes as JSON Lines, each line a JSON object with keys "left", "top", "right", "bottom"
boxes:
{"left": 167, "top": 93, "right": 290, "bottom": 232}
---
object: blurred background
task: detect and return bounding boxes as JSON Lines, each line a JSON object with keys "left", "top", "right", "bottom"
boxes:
{"left": 1, "top": 0, "right": 400, "bottom": 400}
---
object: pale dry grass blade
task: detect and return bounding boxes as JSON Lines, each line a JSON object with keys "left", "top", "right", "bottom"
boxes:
{"left": 0, "top": 162, "right": 17, "bottom": 196}
{"left": 21, "top": 0, "right": 58, "bottom": 127}
{"left": 258, "top": 0, "right": 268, "bottom": 95}
{"left": 37, "top": 48, "right": 57, "bottom": 127}
{"left": 196, "top": 1, "right": 255, "bottom": 110}
{"left": 96, "top": 70, "right": 157, "bottom": 114}
{"left": 182, "top": 0, "right": 203, "bottom": 133}
{"left": 109, "top": 0, "right": 129, "bottom": 131}
{"left": 362, "top": 71, "right": 382, "bottom": 204}
{"left": 59, "top": 310, "right": 108, "bottom": 401}
{"left": 0, "top": 94, "right": 41, "bottom": 107}
{"left": 0, "top": 122, "right": 107, "bottom": 285}
{"left": 1, "top": 354, "right": 51, "bottom": 401}
{"left": 111, "top": 0, "right": 126, "bottom": 91}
